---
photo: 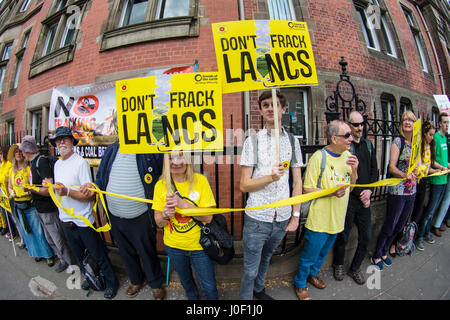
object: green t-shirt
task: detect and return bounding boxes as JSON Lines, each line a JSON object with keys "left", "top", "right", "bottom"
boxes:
{"left": 429, "top": 131, "right": 448, "bottom": 185}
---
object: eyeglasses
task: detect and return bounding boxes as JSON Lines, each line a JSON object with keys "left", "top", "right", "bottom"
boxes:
{"left": 402, "top": 118, "right": 415, "bottom": 123}
{"left": 350, "top": 122, "right": 364, "bottom": 127}
{"left": 55, "top": 136, "right": 71, "bottom": 144}
{"left": 335, "top": 132, "right": 352, "bottom": 139}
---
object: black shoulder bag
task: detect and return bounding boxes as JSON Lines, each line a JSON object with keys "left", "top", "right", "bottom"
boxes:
{"left": 171, "top": 181, "right": 235, "bottom": 265}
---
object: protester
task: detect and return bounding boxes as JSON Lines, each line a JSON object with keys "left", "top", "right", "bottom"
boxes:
{"left": 239, "top": 90, "right": 303, "bottom": 300}
{"left": 80, "top": 140, "right": 165, "bottom": 299}
{"left": 371, "top": 111, "right": 417, "bottom": 269}
{"left": 0, "top": 146, "right": 14, "bottom": 239}
{"left": 50, "top": 126, "right": 119, "bottom": 299}
{"left": 7, "top": 144, "right": 54, "bottom": 262}
{"left": 415, "top": 113, "right": 449, "bottom": 250}
{"left": 294, "top": 120, "right": 358, "bottom": 300}
{"left": 333, "top": 111, "right": 378, "bottom": 285}
{"left": 153, "top": 152, "right": 218, "bottom": 300}
{"left": 432, "top": 178, "right": 450, "bottom": 237}
{"left": 20, "top": 135, "right": 76, "bottom": 272}
{"left": 410, "top": 121, "right": 441, "bottom": 226}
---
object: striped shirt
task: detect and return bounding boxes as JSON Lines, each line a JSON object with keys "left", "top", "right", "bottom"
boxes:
{"left": 105, "top": 152, "right": 148, "bottom": 219}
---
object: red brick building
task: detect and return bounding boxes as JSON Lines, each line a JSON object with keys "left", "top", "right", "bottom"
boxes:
{"left": 0, "top": 0, "right": 448, "bottom": 243}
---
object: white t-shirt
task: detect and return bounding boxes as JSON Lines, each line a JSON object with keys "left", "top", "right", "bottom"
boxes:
{"left": 54, "top": 152, "right": 94, "bottom": 227}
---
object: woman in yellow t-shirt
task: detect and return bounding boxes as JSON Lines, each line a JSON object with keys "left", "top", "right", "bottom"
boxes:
{"left": 153, "top": 152, "right": 218, "bottom": 300}
{"left": 0, "top": 146, "right": 11, "bottom": 235}
{"left": 8, "top": 144, "right": 53, "bottom": 261}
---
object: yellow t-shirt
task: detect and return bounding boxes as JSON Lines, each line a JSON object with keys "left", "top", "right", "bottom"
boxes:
{"left": 0, "top": 161, "right": 12, "bottom": 196}
{"left": 9, "top": 166, "right": 32, "bottom": 201}
{"left": 304, "top": 149, "right": 352, "bottom": 234}
{"left": 152, "top": 173, "right": 216, "bottom": 251}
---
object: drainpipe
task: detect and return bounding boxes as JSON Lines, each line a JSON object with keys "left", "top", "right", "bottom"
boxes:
{"left": 238, "top": 0, "right": 251, "bottom": 131}
{"left": 416, "top": 4, "right": 446, "bottom": 95}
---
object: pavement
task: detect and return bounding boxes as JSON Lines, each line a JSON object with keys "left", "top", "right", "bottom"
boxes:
{"left": 0, "top": 224, "right": 448, "bottom": 304}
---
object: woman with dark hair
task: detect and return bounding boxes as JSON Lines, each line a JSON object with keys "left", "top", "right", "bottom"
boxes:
{"left": 409, "top": 121, "right": 440, "bottom": 227}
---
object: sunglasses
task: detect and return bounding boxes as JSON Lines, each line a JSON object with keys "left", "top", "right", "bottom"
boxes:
{"left": 350, "top": 122, "right": 364, "bottom": 127}
{"left": 335, "top": 132, "right": 352, "bottom": 139}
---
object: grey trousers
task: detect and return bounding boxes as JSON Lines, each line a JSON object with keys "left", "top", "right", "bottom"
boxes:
{"left": 35, "top": 209, "right": 76, "bottom": 265}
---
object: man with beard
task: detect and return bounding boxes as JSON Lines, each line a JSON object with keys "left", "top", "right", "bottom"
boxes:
{"left": 332, "top": 111, "right": 378, "bottom": 285}
{"left": 50, "top": 126, "right": 119, "bottom": 299}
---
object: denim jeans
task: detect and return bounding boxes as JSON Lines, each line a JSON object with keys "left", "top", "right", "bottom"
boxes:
{"left": 239, "top": 215, "right": 288, "bottom": 300}
{"left": 433, "top": 179, "right": 450, "bottom": 229}
{"left": 294, "top": 229, "right": 337, "bottom": 289}
{"left": 417, "top": 184, "right": 446, "bottom": 238}
{"left": 165, "top": 245, "right": 218, "bottom": 300}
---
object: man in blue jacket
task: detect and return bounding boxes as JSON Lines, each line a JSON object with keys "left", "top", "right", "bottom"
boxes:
{"left": 81, "top": 140, "right": 165, "bottom": 299}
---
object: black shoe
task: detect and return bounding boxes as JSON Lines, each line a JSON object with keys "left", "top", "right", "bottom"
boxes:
{"left": 55, "top": 262, "right": 69, "bottom": 273}
{"left": 81, "top": 279, "right": 90, "bottom": 291}
{"left": 0, "top": 228, "right": 7, "bottom": 236}
{"left": 253, "top": 288, "right": 274, "bottom": 300}
{"left": 104, "top": 287, "right": 118, "bottom": 299}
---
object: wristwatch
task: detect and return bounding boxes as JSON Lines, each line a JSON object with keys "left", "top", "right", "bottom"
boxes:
{"left": 292, "top": 211, "right": 300, "bottom": 218}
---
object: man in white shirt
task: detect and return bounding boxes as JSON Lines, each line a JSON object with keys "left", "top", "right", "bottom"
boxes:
{"left": 239, "top": 90, "right": 303, "bottom": 300}
{"left": 50, "top": 126, "right": 119, "bottom": 299}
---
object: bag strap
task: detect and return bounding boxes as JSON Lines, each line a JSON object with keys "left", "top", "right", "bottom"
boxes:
{"left": 170, "top": 180, "right": 206, "bottom": 230}
{"left": 312, "top": 149, "right": 326, "bottom": 205}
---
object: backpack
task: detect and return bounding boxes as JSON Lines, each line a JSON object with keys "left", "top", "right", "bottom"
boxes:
{"left": 395, "top": 221, "right": 417, "bottom": 256}
{"left": 299, "top": 149, "right": 326, "bottom": 221}
{"left": 35, "top": 155, "right": 59, "bottom": 181}
{"left": 82, "top": 252, "right": 106, "bottom": 296}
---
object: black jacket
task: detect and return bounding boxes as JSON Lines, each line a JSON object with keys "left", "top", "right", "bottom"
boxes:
{"left": 350, "top": 138, "right": 378, "bottom": 197}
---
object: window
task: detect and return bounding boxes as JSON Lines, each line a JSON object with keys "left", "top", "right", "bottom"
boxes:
{"left": 30, "top": 0, "right": 87, "bottom": 77}
{"left": 381, "top": 94, "right": 397, "bottom": 177}
{"left": 12, "top": 55, "right": 22, "bottom": 89}
{"left": 19, "top": 0, "right": 31, "bottom": 12}
{"left": 2, "top": 42, "right": 12, "bottom": 60}
{"left": 399, "top": 97, "right": 413, "bottom": 118}
{"left": 155, "top": 0, "right": 190, "bottom": 19}
{"left": 402, "top": 7, "right": 430, "bottom": 73}
{"left": 41, "top": 23, "right": 57, "bottom": 57}
{"left": 280, "top": 88, "right": 309, "bottom": 144}
{"left": 7, "top": 120, "right": 14, "bottom": 145}
{"left": 354, "top": 0, "right": 398, "bottom": 58}
{"left": 267, "top": 0, "right": 296, "bottom": 20}
{"left": 119, "top": 0, "right": 148, "bottom": 26}
{"left": 101, "top": 0, "right": 200, "bottom": 51}
{"left": 30, "top": 109, "right": 43, "bottom": 141}
{"left": 0, "top": 66, "right": 6, "bottom": 94}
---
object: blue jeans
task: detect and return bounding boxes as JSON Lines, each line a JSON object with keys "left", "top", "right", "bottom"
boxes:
{"left": 165, "top": 245, "right": 218, "bottom": 300}
{"left": 417, "top": 184, "right": 446, "bottom": 238}
{"left": 433, "top": 179, "right": 450, "bottom": 228}
{"left": 239, "top": 215, "right": 288, "bottom": 300}
{"left": 294, "top": 229, "right": 337, "bottom": 289}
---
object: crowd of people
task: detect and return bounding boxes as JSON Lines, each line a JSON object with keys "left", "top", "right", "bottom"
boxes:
{"left": 0, "top": 91, "right": 449, "bottom": 301}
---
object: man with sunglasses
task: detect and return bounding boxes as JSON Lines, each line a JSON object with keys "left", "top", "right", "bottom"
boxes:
{"left": 295, "top": 120, "right": 358, "bottom": 300}
{"left": 333, "top": 111, "right": 378, "bottom": 285}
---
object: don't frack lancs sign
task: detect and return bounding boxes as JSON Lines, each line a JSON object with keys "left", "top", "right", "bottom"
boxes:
{"left": 116, "top": 72, "right": 224, "bottom": 154}
{"left": 212, "top": 20, "right": 318, "bottom": 93}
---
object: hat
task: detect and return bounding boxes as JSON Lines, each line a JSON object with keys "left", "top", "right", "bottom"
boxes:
{"left": 19, "top": 135, "right": 39, "bottom": 153}
{"left": 7, "top": 144, "right": 20, "bottom": 162}
{"left": 49, "top": 126, "right": 79, "bottom": 147}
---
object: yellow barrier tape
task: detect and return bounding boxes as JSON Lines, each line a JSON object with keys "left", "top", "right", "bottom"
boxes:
{"left": 21, "top": 169, "right": 450, "bottom": 231}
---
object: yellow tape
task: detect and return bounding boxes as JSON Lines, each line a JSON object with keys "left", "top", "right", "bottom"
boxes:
{"left": 21, "top": 169, "right": 450, "bottom": 231}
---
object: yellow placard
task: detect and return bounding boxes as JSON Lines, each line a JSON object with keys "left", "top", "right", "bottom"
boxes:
{"left": 116, "top": 72, "right": 223, "bottom": 154}
{"left": 212, "top": 20, "right": 318, "bottom": 93}
{"left": 408, "top": 118, "right": 421, "bottom": 175}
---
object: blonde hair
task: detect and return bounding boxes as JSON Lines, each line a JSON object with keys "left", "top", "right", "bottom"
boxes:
{"left": 399, "top": 110, "right": 417, "bottom": 137}
{"left": 10, "top": 145, "right": 28, "bottom": 174}
{"left": 161, "top": 152, "right": 196, "bottom": 192}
